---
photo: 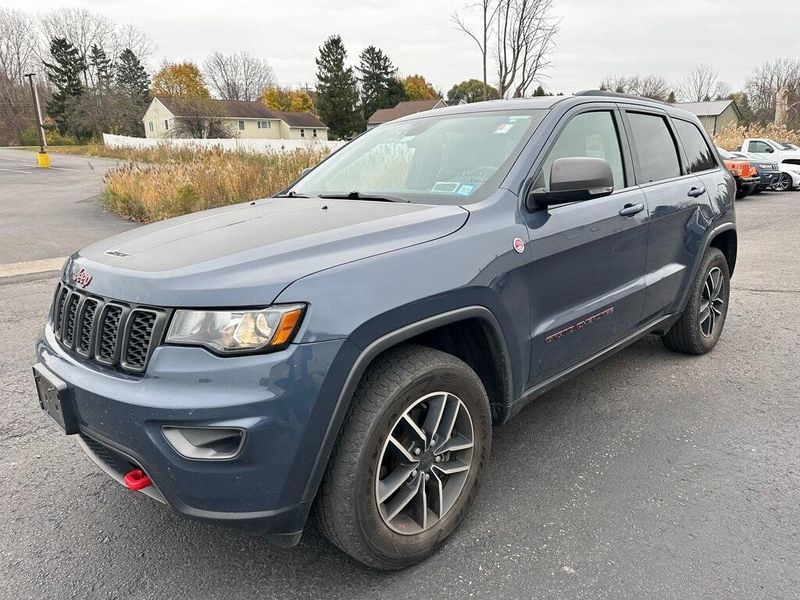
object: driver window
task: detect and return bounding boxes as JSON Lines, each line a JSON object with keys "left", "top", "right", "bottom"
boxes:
{"left": 538, "top": 111, "right": 625, "bottom": 191}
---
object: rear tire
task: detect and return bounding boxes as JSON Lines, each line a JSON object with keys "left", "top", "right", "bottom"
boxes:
{"left": 315, "top": 344, "right": 491, "bottom": 570}
{"left": 662, "top": 247, "right": 730, "bottom": 355}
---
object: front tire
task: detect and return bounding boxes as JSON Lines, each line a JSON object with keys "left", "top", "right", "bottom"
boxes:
{"left": 315, "top": 345, "right": 491, "bottom": 569}
{"left": 662, "top": 247, "right": 730, "bottom": 355}
{"left": 775, "top": 173, "right": 792, "bottom": 191}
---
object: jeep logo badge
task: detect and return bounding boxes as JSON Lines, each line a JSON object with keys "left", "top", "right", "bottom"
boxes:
{"left": 73, "top": 268, "right": 93, "bottom": 288}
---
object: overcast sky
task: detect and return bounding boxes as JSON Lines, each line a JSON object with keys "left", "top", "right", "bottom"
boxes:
{"left": 10, "top": 0, "right": 800, "bottom": 95}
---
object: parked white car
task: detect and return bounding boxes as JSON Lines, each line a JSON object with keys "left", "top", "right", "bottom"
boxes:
{"left": 740, "top": 138, "right": 800, "bottom": 190}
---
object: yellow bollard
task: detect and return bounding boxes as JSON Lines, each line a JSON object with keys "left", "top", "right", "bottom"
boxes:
{"left": 36, "top": 152, "right": 50, "bottom": 168}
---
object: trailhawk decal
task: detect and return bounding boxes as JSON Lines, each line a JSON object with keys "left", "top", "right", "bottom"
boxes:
{"left": 545, "top": 307, "right": 614, "bottom": 344}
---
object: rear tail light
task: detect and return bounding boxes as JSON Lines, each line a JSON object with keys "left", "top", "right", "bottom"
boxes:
{"left": 724, "top": 160, "right": 743, "bottom": 176}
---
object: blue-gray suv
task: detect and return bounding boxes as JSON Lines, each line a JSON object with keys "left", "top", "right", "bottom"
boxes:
{"left": 33, "top": 92, "right": 737, "bottom": 569}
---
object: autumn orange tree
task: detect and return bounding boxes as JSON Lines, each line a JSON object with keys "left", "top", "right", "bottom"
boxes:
{"left": 401, "top": 74, "right": 439, "bottom": 100}
{"left": 261, "top": 86, "right": 315, "bottom": 112}
{"left": 151, "top": 62, "right": 210, "bottom": 98}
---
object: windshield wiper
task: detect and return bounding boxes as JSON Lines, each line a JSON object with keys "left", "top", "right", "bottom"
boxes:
{"left": 318, "top": 191, "right": 409, "bottom": 203}
{"left": 274, "top": 190, "right": 310, "bottom": 198}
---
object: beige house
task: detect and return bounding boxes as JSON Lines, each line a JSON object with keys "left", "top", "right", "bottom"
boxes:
{"left": 674, "top": 100, "right": 741, "bottom": 136}
{"left": 368, "top": 99, "right": 448, "bottom": 129}
{"left": 143, "top": 97, "right": 329, "bottom": 140}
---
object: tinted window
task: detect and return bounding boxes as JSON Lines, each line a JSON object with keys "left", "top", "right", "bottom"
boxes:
{"left": 539, "top": 111, "right": 625, "bottom": 190}
{"left": 627, "top": 112, "right": 681, "bottom": 183}
{"left": 674, "top": 119, "right": 716, "bottom": 173}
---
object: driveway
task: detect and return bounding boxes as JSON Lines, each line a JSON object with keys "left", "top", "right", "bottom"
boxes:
{"left": 0, "top": 177, "right": 798, "bottom": 599}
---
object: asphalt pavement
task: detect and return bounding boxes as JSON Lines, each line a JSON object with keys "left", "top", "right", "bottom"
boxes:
{"left": 0, "top": 148, "right": 134, "bottom": 267}
{"left": 0, "top": 153, "right": 798, "bottom": 599}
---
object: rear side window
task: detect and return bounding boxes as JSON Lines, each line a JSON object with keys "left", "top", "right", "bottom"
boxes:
{"left": 674, "top": 119, "right": 716, "bottom": 173}
{"left": 627, "top": 112, "right": 681, "bottom": 183}
{"left": 539, "top": 111, "right": 625, "bottom": 190}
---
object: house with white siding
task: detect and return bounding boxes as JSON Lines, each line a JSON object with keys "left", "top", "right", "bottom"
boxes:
{"left": 143, "top": 97, "right": 329, "bottom": 140}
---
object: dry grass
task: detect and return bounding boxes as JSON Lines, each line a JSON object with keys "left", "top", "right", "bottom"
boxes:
{"left": 100, "top": 146, "right": 329, "bottom": 222}
{"left": 714, "top": 123, "right": 800, "bottom": 151}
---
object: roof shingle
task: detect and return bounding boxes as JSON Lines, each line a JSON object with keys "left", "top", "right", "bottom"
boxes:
{"left": 369, "top": 99, "right": 445, "bottom": 125}
{"left": 674, "top": 99, "right": 736, "bottom": 117}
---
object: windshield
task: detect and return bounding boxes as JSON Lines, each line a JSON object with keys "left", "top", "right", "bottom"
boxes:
{"left": 291, "top": 110, "right": 546, "bottom": 205}
{"left": 778, "top": 142, "right": 797, "bottom": 150}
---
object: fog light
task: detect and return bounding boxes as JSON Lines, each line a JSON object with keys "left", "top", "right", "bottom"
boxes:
{"left": 162, "top": 427, "right": 244, "bottom": 460}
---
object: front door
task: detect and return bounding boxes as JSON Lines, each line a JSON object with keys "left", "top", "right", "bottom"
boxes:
{"left": 521, "top": 108, "right": 649, "bottom": 386}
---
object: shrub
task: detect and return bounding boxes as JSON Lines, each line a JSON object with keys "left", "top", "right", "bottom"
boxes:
{"left": 20, "top": 125, "right": 78, "bottom": 147}
{"left": 102, "top": 146, "right": 329, "bottom": 222}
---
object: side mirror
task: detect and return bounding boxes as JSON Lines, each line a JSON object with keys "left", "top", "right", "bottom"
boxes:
{"left": 764, "top": 146, "right": 774, "bottom": 153}
{"left": 527, "top": 157, "right": 614, "bottom": 210}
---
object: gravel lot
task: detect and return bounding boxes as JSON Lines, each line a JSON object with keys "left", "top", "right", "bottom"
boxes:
{"left": 1, "top": 152, "right": 798, "bottom": 599}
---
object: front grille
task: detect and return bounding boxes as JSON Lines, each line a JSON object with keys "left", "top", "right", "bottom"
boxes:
{"left": 51, "top": 282, "right": 168, "bottom": 374}
{"left": 124, "top": 310, "right": 157, "bottom": 371}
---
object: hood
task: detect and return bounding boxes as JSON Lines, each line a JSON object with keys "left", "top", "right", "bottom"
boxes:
{"left": 70, "top": 197, "right": 468, "bottom": 307}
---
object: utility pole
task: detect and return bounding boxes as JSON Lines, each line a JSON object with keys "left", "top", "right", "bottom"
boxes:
{"left": 23, "top": 73, "right": 50, "bottom": 168}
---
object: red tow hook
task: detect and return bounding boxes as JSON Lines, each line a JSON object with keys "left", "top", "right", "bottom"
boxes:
{"left": 123, "top": 468, "right": 152, "bottom": 491}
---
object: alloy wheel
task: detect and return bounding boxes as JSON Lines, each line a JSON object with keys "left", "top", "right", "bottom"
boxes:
{"left": 775, "top": 173, "right": 792, "bottom": 191}
{"left": 700, "top": 266, "right": 724, "bottom": 337}
{"left": 375, "top": 391, "right": 474, "bottom": 535}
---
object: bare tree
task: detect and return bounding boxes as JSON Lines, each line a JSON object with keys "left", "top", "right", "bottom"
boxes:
{"left": 452, "top": 1, "right": 499, "bottom": 101}
{"left": 39, "top": 8, "right": 152, "bottom": 86}
{"left": 680, "top": 62, "right": 725, "bottom": 102}
{"left": 0, "top": 9, "right": 43, "bottom": 145}
{"left": 110, "top": 23, "right": 153, "bottom": 65}
{"left": 167, "top": 97, "right": 234, "bottom": 139}
{"left": 600, "top": 74, "right": 671, "bottom": 101}
{"left": 495, "top": 0, "right": 559, "bottom": 98}
{"left": 203, "top": 51, "right": 276, "bottom": 101}
{"left": 745, "top": 58, "right": 800, "bottom": 124}
{"left": 0, "top": 8, "right": 40, "bottom": 84}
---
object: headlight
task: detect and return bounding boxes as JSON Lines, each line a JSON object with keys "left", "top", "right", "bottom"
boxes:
{"left": 166, "top": 304, "right": 305, "bottom": 354}
{"left": 759, "top": 164, "right": 771, "bottom": 169}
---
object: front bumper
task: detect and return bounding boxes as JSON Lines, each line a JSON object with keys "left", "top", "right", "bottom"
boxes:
{"left": 757, "top": 171, "right": 780, "bottom": 189}
{"left": 36, "top": 323, "right": 347, "bottom": 541}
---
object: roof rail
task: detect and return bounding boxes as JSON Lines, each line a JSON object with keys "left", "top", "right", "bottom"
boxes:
{"left": 574, "top": 89, "right": 669, "bottom": 105}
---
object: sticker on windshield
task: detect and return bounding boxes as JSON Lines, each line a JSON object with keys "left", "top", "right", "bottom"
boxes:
{"left": 456, "top": 183, "right": 476, "bottom": 196}
{"left": 494, "top": 123, "right": 513, "bottom": 134}
{"left": 431, "top": 181, "right": 461, "bottom": 193}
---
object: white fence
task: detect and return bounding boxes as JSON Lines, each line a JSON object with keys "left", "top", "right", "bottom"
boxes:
{"left": 102, "top": 133, "right": 346, "bottom": 153}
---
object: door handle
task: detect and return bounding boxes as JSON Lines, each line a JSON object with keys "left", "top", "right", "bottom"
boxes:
{"left": 687, "top": 186, "right": 706, "bottom": 198}
{"left": 618, "top": 203, "right": 645, "bottom": 217}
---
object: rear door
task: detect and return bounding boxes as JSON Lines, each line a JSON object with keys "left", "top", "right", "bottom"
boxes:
{"left": 522, "top": 105, "right": 649, "bottom": 386}
{"left": 621, "top": 108, "right": 714, "bottom": 320}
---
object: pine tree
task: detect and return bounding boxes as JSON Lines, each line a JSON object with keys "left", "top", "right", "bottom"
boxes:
{"left": 386, "top": 77, "right": 408, "bottom": 108}
{"left": 43, "top": 37, "right": 85, "bottom": 135}
{"left": 315, "top": 35, "right": 359, "bottom": 139}
{"left": 667, "top": 91, "right": 676, "bottom": 104}
{"left": 357, "top": 45, "right": 398, "bottom": 121}
{"left": 88, "top": 45, "right": 113, "bottom": 90}
{"left": 532, "top": 85, "right": 546, "bottom": 97}
{"left": 115, "top": 48, "right": 150, "bottom": 102}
